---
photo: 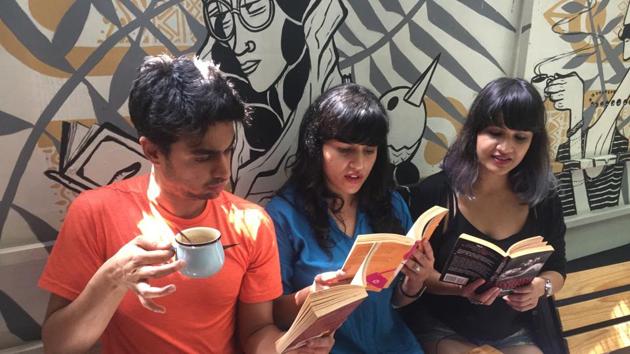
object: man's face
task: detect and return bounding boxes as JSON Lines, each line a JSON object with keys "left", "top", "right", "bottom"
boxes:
{"left": 157, "top": 121, "right": 235, "bottom": 201}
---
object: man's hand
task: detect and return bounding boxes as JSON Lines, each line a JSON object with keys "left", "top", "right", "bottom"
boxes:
{"left": 103, "top": 235, "right": 185, "bottom": 313}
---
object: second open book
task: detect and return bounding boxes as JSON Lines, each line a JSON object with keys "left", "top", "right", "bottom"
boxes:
{"left": 341, "top": 205, "right": 449, "bottom": 291}
{"left": 275, "top": 206, "right": 448, "bottom": 353}
{"left": 439, "top": 233, "right": 554, "bottom": 295}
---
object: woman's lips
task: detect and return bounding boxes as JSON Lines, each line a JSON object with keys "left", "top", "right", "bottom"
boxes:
{"left": 240, "top": 60, "right": 260, "bottom": 75}
{"left": 344, "top": 174, "right": 364, "bottom": 185}
{"left": 492, "top": 155, "right": 511, "bottom": 166}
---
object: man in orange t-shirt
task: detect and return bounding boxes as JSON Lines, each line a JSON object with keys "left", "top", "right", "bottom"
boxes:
{"left": 38, "top": 55, "right": 333, "bottom": 354}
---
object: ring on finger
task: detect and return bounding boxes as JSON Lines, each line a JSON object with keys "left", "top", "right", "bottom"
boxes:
{"left": 413, "top": 264, "right": 421, "bottom": 272}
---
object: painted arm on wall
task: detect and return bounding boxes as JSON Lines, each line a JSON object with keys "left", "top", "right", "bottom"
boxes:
{"left": 582, "top": 68, "right": 630, "bottom": 157}
{"left": 546, "top": 70, "right": 627, "bottom": 159}
{"left": 303, "top": 0, "right": 346, "bottom": 94}
{"left": 546, "top": 72, "right": 584, "bottom": 160}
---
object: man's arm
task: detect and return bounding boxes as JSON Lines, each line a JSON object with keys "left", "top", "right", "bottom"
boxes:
{"left": 238, "top": 300, "right": 334, "bottom": 354}
{"left": 239, "top": 300, "right": 284, "bottom": 354}
{"left": 273, "top": 291, "right": 309, "bottom": 330}
{"left": 42, "top": 274, "right": 127, "bottom": 353}
{"left": 41, "top": 236, "right": 184, "bottom": 354}
{"left": 273, "top": 270, "right": 347, "bottom": 330}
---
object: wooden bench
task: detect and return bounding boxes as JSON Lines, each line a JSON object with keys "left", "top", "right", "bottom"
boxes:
{"left": 555, "top": 261, "right": 630, "bottom": 353}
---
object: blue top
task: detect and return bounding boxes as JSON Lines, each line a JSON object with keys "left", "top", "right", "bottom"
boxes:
{"left": 265, "top": 185, "right": 423, "bottom": 354}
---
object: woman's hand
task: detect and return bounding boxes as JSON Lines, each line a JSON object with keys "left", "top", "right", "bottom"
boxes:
{"left": 294, "top": 270, "right": 348, "bottom": 308}
{"left": 312, "top": 269, "right": 348, "bottom": 291}
{"left": 460, "top": 279, "right": 501, "bottom": 306}
{"left": 503, "top": 277, "right": 546, "bottom": 312}
{"left": 399, "top": 240, "right": 434, "bottom": 295}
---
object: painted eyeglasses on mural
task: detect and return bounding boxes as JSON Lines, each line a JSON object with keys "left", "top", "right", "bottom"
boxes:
{"left": 205, "top": 0, "right": 275, "bottom": 42}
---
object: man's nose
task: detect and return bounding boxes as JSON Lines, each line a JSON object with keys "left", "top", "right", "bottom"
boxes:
{"left": 214, "top": 153, "right": 231, "bottom": 179}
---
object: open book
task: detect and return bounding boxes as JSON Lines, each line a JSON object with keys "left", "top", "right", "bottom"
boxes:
{"left": 341, "top": 205, "right": 448, "bottom": 291}
{"left": 274, "top": 206, "right": 448, "bottom": 353}
{"left": 45, "top": 121, "right": 149, "bottom": 193}
{"left": 439, "top": 234, "right": 554, "bottom": 295}
{"left": 275, "top": 284, "right": 368, "bottom": 353}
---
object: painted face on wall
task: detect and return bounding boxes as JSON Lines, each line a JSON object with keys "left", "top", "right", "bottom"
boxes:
{"left": 156, "top": 121, "right": 235, "bottom": 202}
{"left": 205, "top": 0, "right": 290, "bottom": 92}
{"left": 322, "top": 140, "right": 378, "bottom": 202}
{"left": 475, "top": 125, "right": 533, "bottom": 177}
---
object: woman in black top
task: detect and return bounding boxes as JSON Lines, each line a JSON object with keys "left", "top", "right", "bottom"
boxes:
{"left": 402, "top": 78, "right": 566, "bottom": 354}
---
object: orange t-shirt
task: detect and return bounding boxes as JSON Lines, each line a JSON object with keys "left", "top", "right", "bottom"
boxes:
{"left": 39, "top": 175, "right": 282, "bottom": 353}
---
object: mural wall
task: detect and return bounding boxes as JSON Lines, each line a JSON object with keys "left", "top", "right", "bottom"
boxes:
{"left": 523, "top": 0, "right": 630, "bottom": 216}
{"left": 0, "top": 0, "right": 628, "bottom": 349}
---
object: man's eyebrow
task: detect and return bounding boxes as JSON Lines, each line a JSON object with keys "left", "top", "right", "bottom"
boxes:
{"left": 190, "top": 138, "right": 236, "bottom": 155}
{"left": 191, "top": 148, "right": 221, "bottom": 155}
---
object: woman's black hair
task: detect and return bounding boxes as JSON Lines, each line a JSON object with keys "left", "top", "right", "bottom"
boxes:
{"left": 442, "top": 77, "right": 555, "bottom": 205}
{"left": 287, "top": 83, "right": 405, "bottom": 252}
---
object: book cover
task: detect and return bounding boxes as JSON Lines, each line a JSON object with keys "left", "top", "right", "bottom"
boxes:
{"left": 275, "top": 285, "right": 367, "bottom": 353}
{"left": 440, "top": 234, "right": 554, "bottom": 294}
{"left": 342, "top": 205, "right": 448, "bottom": 291}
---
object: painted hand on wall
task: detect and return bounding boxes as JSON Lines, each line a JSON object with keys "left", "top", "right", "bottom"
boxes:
{"left": 546, "top": 72, "right": 584, "bottom": 132}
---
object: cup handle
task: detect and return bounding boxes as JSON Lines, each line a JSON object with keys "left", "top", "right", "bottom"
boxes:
{"left": 223, "top": 243, "right": 239, "bottom": 250}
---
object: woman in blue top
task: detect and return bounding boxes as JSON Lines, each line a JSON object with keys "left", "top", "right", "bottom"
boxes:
{"left": 266, "top": 83, "right": 430, "bottom": 353}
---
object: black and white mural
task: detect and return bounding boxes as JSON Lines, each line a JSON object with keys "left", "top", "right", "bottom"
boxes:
{"left": 1, "top": 0, "right": 628, "bottom": 349}
{"left": 526, "top": 0, "right": 630, "bottom": 215}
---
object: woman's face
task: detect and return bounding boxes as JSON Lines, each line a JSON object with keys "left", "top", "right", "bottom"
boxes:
{"left": 205, "top": 0, "right": 290, "bottom": 92}
{"left": 322, "top": 140, "right": 378, "bottom": 202}
{"left": 232, "top": 0, "right": 289, "bottom": 92}
{"left": 475, "top": 125, "right": 533, "bottom": 177}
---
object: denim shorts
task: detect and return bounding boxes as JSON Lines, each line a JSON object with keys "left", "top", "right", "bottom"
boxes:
{"left": 412, "top": 311, "right": 536, "bottom": 349}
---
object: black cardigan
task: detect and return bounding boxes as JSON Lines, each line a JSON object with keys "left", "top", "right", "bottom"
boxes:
{"left": 400, "top": 171, "right": 567, "bottom": 341}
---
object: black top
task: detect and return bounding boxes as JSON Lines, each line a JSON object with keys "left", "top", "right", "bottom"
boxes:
{"left": 400, "top": 171, "right": 567, "bottom": 341}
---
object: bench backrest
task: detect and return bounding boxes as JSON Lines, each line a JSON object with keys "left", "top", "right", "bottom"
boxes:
{"left": 555, "top": 261, "right": 630, "bottom": 353}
